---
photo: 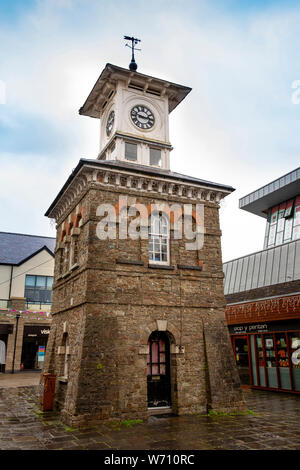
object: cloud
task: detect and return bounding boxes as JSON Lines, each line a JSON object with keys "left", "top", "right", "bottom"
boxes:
{"left": 0, "top": 0, "right": 299, "bottom": 261}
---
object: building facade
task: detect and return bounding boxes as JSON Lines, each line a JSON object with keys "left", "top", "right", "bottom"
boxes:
{"left": 0, "top": 232, "right": 54, "bottom": 373}
{"left": 43, "top": 63, "right": 245, "bottom": 426}
{"left": 224, "top": 167, "right": 300, "bottom": 393}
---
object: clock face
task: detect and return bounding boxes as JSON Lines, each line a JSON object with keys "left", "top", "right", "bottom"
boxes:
{"left": 106, "top": 110, "right": 115, "bottom": 137}
{"left": 130, "top": 105, "right": 155, "bottom": 130}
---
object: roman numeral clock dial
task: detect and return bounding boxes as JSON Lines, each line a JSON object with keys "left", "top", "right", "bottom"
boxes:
{"left": 106, "top": 110, "right": 115, "bottom": 137}
{"left": 130, "top": 105, "right": 155, "bottom": 130}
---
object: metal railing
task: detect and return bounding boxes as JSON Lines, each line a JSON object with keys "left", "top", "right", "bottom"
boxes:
{"left": 26, "top": 300, "right": 52, "bottom": 312}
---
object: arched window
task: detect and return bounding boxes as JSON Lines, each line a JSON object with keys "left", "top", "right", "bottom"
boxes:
{"left": 149, "top": 212, "right": 169, "bottom": 265}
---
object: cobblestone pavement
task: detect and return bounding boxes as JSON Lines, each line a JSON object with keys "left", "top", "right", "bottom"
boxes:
{"left": 0, "top": 385, "right": 299, "bottom": 450}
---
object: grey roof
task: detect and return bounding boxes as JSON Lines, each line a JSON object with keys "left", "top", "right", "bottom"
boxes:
{"left": 0, "top": 232, "right": 56, "bottom": 265}
{"left": 223, "top": 239, "right": 300, "bottom": 296}
{"left": 92, "top": 159, "right": 235, "bottom": 190}
{"left": 239, "top": 167, "right": 300, "bottom": 219}
{"left": 79, "top": 63, "right": 192, "bottom": 118}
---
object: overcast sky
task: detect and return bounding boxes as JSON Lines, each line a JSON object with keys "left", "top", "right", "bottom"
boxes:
{"left": 0, "top": 0, "right": 299, "bottom": 262}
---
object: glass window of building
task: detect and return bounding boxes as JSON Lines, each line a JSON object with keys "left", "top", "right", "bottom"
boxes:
{"left": 231, "top": 329, "right": 300, "bottom": 392}
{"left": 25, "top": 275, "right": 53, "bottom": 304}
{"left": 266, "top": 195, "right": 300, "bottom": 247}
{"left": 150, "top": 147, "right": 161, "bottom": 167}
{"left": 149, "top": 212, "right": 169, "bottom": 264}
{"left": 125, "top": 142, "right": 137, "bottom": 161}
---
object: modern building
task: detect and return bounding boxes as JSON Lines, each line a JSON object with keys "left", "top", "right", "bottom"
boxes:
{"left": 42, "top": 61, "right": 246, "bottom": 426}
{"left": 0, "top": 232, "right": 55, "bottom": 373}
{"left": 224, "top": 167, "right": 300, "bottom": 393}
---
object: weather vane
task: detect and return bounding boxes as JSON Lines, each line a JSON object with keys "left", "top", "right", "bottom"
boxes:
{"left": 124, "top": 35, "right": 141, "bottom": 71}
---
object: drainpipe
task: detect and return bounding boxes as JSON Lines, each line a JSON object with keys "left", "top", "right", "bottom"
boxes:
{"left": 8, "top": 265, "right": 13, "bottom": 305}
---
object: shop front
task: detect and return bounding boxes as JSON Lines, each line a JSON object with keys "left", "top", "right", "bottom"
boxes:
{"left": 226, "top": 293, "right": 300, "bottom": 394}
{"left": 229, "top": 321, "right": 300, "bottom": 392}
{"left": 21, "top": 325, "right": 50, "bottom": 370}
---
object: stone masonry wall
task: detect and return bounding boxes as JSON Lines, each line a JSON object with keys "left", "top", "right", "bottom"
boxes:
{"left": 44, "top": 180, "right": 245, "bottom": 425}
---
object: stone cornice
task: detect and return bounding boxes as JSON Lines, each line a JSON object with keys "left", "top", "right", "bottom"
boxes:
{"left": 46, "top": 161, "right": 233, "bottom": 223}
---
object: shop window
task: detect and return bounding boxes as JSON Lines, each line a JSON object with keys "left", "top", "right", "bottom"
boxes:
{"left": 25, "top": 275, "right": 53, "bottom": 305}
{"left": 290, "top": 332, "right": 300, "bottom": 391}
{"left": 125, "top": 142, "right": 137, "bottom": 161}
{"left": 275, "top": 333, "right": 291, "bottom": 390}
{"left": 149, "top": 212, "right": 169, "bottom": 265}
{"left": 264, "top": 335, "right": 278, "bottom": 388}
{"left": 256, "top": 335, "right": 266, "bottom": 387}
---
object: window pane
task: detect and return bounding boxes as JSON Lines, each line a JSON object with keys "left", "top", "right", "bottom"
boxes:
{"left": 276, "top": 333, "right": 291, "bottom": 390}
{"left": 265, "top": 335, "right": 278, "bottom": 388}
{"left": 125, "top": 142, "right": 137, "bottom": 161}
{"left": 25, "top": 275, "right": 36, "bottom": 287}
{"left": 150, "top": 148, "right": 161, "bottom": 167}
{"left": 160, "top": 353, "right": 165, "bottom": 363}
{"left": 151, "top": 342, "right": 159, "bottom": 363}
{"left": 295, "top": 206, "right": 300, "bottom": 226}
{"left": 36, "top": 276, "right": 46, "bottom": 287}
{"left": 290, "top": 332, "right": 300, "bottom": 391}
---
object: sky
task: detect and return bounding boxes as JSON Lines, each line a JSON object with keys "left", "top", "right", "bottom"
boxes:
{"left": 0, "top": 0, "right": 299, "bottom": 262}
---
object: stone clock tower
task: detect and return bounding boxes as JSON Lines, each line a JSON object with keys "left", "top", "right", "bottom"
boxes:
{"left": 43, "top": 61, "right": 246, "bottom": 426}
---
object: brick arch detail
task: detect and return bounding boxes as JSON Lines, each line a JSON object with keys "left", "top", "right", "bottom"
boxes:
{"left": 140, "top": 319, "right": 180, "bottom": 346}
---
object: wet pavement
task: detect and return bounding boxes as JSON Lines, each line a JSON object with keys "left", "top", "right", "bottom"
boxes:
{"left": 0, "top": 379, "right": 299, "bottom": 450}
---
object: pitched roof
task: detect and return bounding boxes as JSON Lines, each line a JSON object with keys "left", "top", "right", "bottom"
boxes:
{"left": 0, "top": 232, "right": 56, "bottom": 265}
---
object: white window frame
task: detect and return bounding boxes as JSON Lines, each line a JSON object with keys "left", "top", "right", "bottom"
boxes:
{"left": 149, "top": 212, "right": 170, "bottom": 266}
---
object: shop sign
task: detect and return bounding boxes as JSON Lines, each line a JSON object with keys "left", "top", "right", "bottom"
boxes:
{"left": 231, "top": 324, "right": 268, "bottom": 334}
{"left": 24, "top": 326, "right": 50, "bottom": 338}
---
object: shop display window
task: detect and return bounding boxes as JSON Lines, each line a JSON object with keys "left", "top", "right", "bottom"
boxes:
{"left": 276, "top": 333, "right": 291, "bottom": 390}
{"left": 256, "top": 335, "right": 266, "bottom": 387}
{"left": 233, "top": 329, "right": 300, "bottom": 393}
{"left": 290, "top": 332, "right": 300, "bottom": 391}
{"left": 264, "top": 335, "right": 278, "bottom": 388}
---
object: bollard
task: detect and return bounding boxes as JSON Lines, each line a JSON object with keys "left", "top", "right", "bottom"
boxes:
{"left": 40, "top": 373, "right": 56, "bottom": 412}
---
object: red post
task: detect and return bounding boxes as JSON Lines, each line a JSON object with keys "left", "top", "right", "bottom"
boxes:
{"left": 40, "top": 373, "right": 56, "bottom": 412}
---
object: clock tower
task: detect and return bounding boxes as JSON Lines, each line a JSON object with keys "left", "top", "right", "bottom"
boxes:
{"left": 44, "top": 57, "right": 246, "bottom": 426}
{"left": 79, "top": 63, "right": 191, "bottom": 169}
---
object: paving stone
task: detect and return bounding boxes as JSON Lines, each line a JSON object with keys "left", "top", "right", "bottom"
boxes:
{"left": 0, "top": 385, "right": 299, "bottom": 450}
